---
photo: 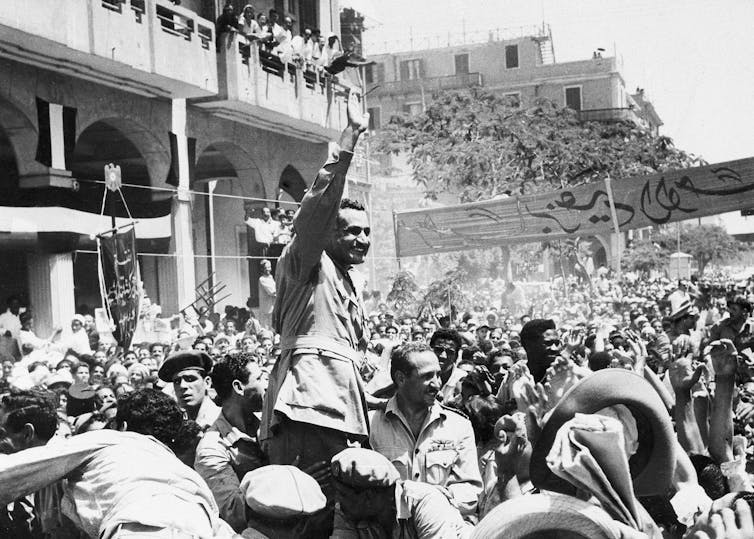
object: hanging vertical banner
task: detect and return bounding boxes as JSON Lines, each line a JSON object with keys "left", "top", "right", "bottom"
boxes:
{"left": 98, "top": 226, "right": 141, "bottom": 350}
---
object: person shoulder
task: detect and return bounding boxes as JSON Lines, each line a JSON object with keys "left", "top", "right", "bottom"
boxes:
{"left": 439, "top": 402, "right": 468, "bottom": 421}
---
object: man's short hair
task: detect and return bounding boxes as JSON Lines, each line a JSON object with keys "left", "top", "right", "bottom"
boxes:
{"left": 519, "top": 319, "right": 556, "bottom": 347}
{"left": 729, "top": 294, "right": 752, "bottom": 313}
{"left": 149, "top": 342, "right": 165, "bottom": 353}
{"left": 211, "top": 353, "right": 256, "bottom": 401}
{"left": 115, "top": 389, "right": 184, "bottom": 448}
{"left": 429, "top": 328, "right": 462, "bottom": 350}
{"left": 390, "top": 341, "right": 432, "bottom": 383}
{"left": 340, "top": 198, "right": 365, "bottom": 212}
{"left": 1, "top": 390, "right": 58, "bottom": 443}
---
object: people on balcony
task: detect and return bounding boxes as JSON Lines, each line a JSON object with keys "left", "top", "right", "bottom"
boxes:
{"left": 214, "top": 1, "right": 239, "bottom": 52}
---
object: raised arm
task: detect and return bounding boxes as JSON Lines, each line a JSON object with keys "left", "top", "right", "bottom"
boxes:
{"left": 708, "top": 340, "right": 737, "bottom": 464}
{"left": 287, "top": 90, "right": 369, "bottom": 278}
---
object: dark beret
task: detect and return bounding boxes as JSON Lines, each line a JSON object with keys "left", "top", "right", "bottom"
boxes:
{"left": 157, "top": 350, "right": 213, "bottom": 382}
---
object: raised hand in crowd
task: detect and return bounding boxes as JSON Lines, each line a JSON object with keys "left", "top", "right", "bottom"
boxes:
{"left": 685, "top": 499, "right": 754, "bottom": 539}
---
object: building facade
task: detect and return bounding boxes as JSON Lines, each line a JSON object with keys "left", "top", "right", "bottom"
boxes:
{"left": 0, "top": 0, "right": 353, "bottom": 336}
{"left": 364, "top": 25, "right": 662, "bottom": 135}
{"left": 360, "top": 25, "right": 662, "bottom": 290}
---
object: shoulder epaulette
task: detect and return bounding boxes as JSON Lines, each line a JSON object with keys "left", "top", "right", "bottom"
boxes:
{"left": 440, "top": 402, "right": 468, "bottom": 419}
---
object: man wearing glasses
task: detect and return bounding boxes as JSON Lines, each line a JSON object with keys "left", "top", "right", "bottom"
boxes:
{"left": 429, "top": 328, "right": 467, "bottom": 403}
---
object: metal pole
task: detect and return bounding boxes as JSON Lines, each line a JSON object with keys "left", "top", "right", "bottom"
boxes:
{"left": 677, "top": 221, "right": 681, "bottom": 279}
{"left": 603, "top": 176, "right": 622, "bottom": 279}
{"left": 208, "top": 180, "right": 218, "bottom": 290}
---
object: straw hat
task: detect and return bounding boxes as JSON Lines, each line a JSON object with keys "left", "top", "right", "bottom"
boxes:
{"left": 667, "top": 289, "right": 695, "bottom": 321}
{"left": 530, "top": 369, "right": 675, "bottom": 497}
{"left": 471, "top": 493, "right": 632, "bottom": 539}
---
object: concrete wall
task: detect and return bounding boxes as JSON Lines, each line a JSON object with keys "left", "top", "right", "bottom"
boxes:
{"left": 367, "top": 37, "right": 624, "bottom": 125}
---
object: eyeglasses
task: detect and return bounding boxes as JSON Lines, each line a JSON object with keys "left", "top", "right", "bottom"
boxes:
{"left": 433, "top": 346, "right": 458, "bottom": 357}
{"left": 543, "top": 339, "right": 561, "bottom": 348}
{"left": 342, "top": 226, "right": 371, "bottom": 237}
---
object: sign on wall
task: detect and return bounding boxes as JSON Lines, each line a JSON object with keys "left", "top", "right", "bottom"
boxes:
{"left": 393, "top": 157, "right": 754, "bottom": 257}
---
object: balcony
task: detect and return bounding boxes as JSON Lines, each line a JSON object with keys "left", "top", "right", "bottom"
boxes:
{"left": 194, "top": 35, "right": 352, "bottom": 142}
{"left": 577, "top": 107, "right": 649, "bottom": 129}
{"left": 0, "top": 0, "right": 217, "bottom": 98}
{"left": 372, "top": 72, "right": 483, "bottom": 97}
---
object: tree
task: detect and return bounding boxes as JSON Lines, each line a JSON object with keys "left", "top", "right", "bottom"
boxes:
{"left": 386, "top": 270, "right": 420, "bottom": 315}
{"left": 375, "top": 88, "right": 701, "bottom": 286}
{"left": 375, "top": 88, "right": 701, "bottom": 202}
{"left": 621, "top": 238, "right": 666, "bottom": 275}
{"left": 655, "top": 224, "right": 740, "bottom": 276}
{"left": 422, "top": 267, "right": 469, "bottom": 314}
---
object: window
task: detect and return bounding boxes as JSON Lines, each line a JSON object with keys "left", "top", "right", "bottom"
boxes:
{"left": 455, "top": 54, "right": 469, "bottom": 74}
{"left": 505, "top": 45, "right": 519, "bottom": 69}
{"left": 503, "top": 92, "right": 521, "bottom": 107}
{"left": 365, "top": 63, "right": 385, "bottom": 84}
{"left": 367, "top": 107, "right": 381, "bottom": 130}
{"left": 402, "top": 102, "right": 423, "bottom": 116}
{"left": 564, "top": 86, "right": 582, "bottom": 111}
{"left": 399, "top": 59, "right": 423, "bottom": 81}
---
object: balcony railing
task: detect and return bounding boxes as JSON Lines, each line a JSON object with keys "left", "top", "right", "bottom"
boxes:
{"left": 372, "top": 72, "right": 483, "bottom": 96}
{"left": 0, "top": 0, "right": 217, "bottom": 98}
{"left": 194, "top": 35, "right": 353, "bottom": 142}
{"left": 577, "top": 107, "right": 648, "bottom": 128}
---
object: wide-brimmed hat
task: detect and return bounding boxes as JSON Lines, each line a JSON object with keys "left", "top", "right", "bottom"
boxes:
{"left": 667, "top": 289, "right": 695, "bottom": 321}
{"left": 472, "top": 493, "right": 641, "bottom": 539}
{"left": 530, "top": 369, "right": 675, "bottom": 497}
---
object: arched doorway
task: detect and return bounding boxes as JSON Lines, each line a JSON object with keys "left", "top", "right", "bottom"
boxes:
{"left": 279, "top": 164, "right": 307, "bottom": 202}
{"left": 194, "top": 141, "right": 264, "bottom": 313}
{"left": 0, "top": 122, "right": 28, "bottom": 306}
{"left": 68, "top": 119, "right": 165, "bottom": 313}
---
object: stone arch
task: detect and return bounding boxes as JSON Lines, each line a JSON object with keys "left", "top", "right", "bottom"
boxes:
{"left": 278, "top": 164, "right": 307, "bottom": 202}
{"left": 73, "top": 116, "right": 169, "bottom": 189}
{"left": 0, "top": 94, "right": 43, "bottom": 178}
{"left": 0, "top": 96, "right": 30, "bottom": 304}
{"left": 193, "top": 140, "right": 265, "bottom": 314}
{"left": 195, "top": 140, "right": 265, "bottom": 199}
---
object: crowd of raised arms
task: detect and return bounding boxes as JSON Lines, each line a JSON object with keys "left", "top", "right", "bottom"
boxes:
{"left": 1, "top": 91, "right": 753, "bottom": 538}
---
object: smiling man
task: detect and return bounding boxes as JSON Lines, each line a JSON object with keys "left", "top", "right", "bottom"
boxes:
{"left": 158, "top": 350, "right": 220, "bottom": 429}
{"left": 260, "top": 89, "right": 372, "bottom": 484}
{"left": 368, "top": 342, "right": 482, "bottom": 520}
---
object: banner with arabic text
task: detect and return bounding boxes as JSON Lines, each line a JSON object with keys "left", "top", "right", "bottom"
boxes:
{"left": 98, "top": 226, "right": 141, "bottom": 350}
{"left": 393, "top": 157, "right": 754, "bottom": 257}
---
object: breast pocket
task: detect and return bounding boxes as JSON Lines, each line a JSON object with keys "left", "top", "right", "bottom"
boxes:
{"left": 381, "top": 446, "right": 411, "bottom": 481}
{"left": 425, "top": 449, "right": 457, "bottom": 485}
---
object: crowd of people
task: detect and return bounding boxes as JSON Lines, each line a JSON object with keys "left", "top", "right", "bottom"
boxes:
{"left": 215, "top": 2, "right": 355, "bottom": 74}
{"left": 2, "top": 93, "right": 754, "bottom": 538}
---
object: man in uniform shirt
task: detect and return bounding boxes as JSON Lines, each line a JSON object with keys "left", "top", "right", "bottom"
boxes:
{"left": 260, "top": 90, "right": 372, "bottom": 471}
{"left": 195, "top": 354, "right": 268, "bottom": 532}
{"left": 158, "top": 350, "right": 220, "bottom": 429}
{"left": 330, "top": 447, "right": 470, "bottom": 538}
{"left": 369, "top": 342, "right": 482, "bottom": 519}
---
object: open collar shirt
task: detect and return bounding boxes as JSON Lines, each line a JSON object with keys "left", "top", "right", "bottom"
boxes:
{"left": 369, "top": 397, "right": 482, "bottom": 516}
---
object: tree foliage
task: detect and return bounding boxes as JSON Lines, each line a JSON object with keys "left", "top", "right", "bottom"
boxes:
{"left": 655, "top": 224, "right": 741, "bottom": 276}
{"left": 621, "top": 238, "right": 667, "bottom": 275}
{"left": 375, "top": 88, "right": 701, "bottom": 203}
{"left": 386, "top": 270, "right": 420, "bottom": 314}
